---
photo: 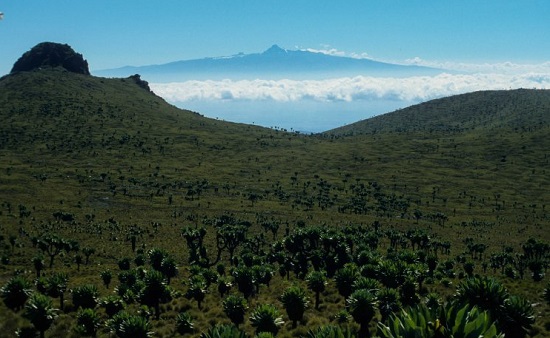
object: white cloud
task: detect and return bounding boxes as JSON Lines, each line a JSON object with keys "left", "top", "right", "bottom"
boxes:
{"left": 302, "top": 46, "right": 550, "bottom": 74}
{"left": 298, "top": 45, "right": 371, "bottom": 60}
{"left": 151, "top": 72, "right": 550, "bottom": 104}
{"left": 404, "top": 57, "right": 550, "bottom": 74}
{"left": 295, "top": 46, "right": 550, "bottom": 75}
{"left": 302, "top": 48, "right": 347, "bottom": 58}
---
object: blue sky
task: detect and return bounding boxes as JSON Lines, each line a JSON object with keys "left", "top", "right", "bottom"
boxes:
{"left": 1, "top": 1, "right": 549, "bottom": 132}
{"left": 1, "top": 1, "right": 549, "bottom": 74}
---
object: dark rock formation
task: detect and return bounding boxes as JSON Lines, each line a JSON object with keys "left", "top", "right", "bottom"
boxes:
{"left": 128, "top": 74, "right": 152, "bottom": 92}
{"left": 11, "top": 42, "right": 90, "bottom": 75}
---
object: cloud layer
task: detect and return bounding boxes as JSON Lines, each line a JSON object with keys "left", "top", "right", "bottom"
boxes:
{"left": 151, "top": 72, "right": 550, "bottom": 104}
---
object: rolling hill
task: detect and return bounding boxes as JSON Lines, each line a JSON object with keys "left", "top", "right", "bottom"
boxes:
{"left": 326, "top": 89, "right": 550, "bottom": 135}
{"left": 0, "top": 44, "right": 549, "bottom": 337}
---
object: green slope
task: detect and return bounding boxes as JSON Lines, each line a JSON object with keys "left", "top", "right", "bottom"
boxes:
{"left": 0, "top": 68, "right": 548, "bottom": 255}
{"left": 325, "top": 89, "right": 550, "bottom": 135}
{"left": 0, "top": 69, "right": 549, "bottom": 337}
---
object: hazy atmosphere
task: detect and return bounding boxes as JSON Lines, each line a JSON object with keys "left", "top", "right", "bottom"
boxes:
{"left": 1, "top": 1, "right": 549, "bottom": 131}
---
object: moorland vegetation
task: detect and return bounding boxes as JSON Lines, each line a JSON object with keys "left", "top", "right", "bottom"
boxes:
{"left": 0, "top": 43, "right": 549, "bottom": 337}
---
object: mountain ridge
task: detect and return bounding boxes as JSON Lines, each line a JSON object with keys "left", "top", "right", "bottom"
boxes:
{"left": 94, "top": 45, "right": 444, "bottom": 81}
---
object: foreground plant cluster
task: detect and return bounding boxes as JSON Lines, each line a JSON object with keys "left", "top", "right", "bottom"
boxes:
{"left": 0, "top": 214, "right": 548, "bottom": 337}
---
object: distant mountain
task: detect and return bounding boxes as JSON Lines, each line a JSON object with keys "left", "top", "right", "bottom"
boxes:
{"left": 325, "top": 89, "right": 550, "bottom": 136}
{"left": 94, "top": 44, "right": 444, "bottom": 81}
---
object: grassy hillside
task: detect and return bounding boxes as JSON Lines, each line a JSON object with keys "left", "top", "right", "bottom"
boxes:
{"left": 326, "top": 89, "right": 550, "bottom": 135}
{"left": 0, "top": 69, "right": 548, "bottom": 337}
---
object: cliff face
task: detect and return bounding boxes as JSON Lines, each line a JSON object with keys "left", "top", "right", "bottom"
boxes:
{"left": 11, "top": 42, "right": 90, "bottom": 75}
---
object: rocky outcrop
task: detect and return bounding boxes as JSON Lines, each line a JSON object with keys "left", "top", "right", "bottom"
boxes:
{"left": 128, "top": 74, "right": 152, "bottom": 92}
{"left": 11, "top": 42, "right": 90, "bottom": 75}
